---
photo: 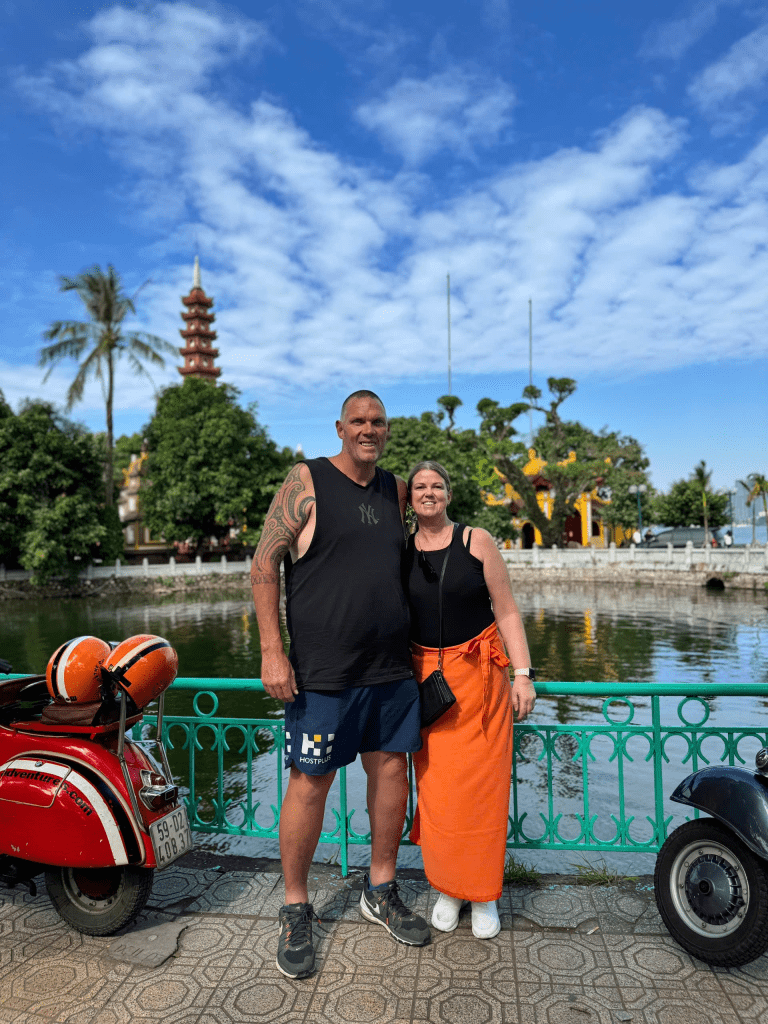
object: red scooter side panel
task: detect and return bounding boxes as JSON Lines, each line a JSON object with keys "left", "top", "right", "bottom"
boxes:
{"left": 0, "top": 757, "right": 130, "bottom": 868}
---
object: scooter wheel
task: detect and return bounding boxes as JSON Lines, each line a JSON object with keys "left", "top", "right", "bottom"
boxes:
{"left": 654, "top": 818, "right": 768, "bottom": 967}
{"left": 44, "top": 865, "right": 154, "bottom": 936}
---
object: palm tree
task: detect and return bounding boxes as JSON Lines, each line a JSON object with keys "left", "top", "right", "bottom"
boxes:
{"left": 692, "top": 460, "right": 712, "bottom": 546}
{"left": 743, "top": 474, "right": 768, "bottom": 545}
{"left": 39, "top": 265, "right": 176, "bottom": 505}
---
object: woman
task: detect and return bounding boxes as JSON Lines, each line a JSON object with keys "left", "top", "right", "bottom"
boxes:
{"left": 405, "top": 460, "right": 536, "bottom": 939}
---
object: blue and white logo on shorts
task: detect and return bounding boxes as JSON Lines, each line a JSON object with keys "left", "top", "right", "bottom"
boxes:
{"left": 299, "top": 732, "right": 334, "bottom": 765}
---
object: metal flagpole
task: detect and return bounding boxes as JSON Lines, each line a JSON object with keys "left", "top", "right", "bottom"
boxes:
{"left": 447, "top": 274, "right": 452, "bottom": 395}
{"left": 528, "top": 298, "right": 533, "bottom": 446}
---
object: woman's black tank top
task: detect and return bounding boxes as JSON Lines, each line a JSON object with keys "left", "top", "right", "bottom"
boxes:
{"left": 404, "top": 524, "right": 495, "bottom": 648}
{"left": 283, "top": 457, "right": 411, "bottom": 691}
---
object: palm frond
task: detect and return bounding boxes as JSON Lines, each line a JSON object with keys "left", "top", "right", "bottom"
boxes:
{"left": 126, "top": 334, "right": 175, "bottom": 366}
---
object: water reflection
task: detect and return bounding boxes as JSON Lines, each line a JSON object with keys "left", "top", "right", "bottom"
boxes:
{"left": 3, "top": 583, "right": 767, "bottom": 872}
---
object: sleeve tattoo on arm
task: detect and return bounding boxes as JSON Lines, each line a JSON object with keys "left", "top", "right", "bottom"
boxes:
{"left": 250, "top": 464, "right": 315, "bottom": 586}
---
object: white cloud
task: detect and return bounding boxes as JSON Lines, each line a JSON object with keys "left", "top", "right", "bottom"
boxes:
{"left": 11, "top": 3, "right": 768, "bottom": 412}
{"left": 641, "top": 1, "right": 723, "bottom": 60}
{"left": 357, "top": 69, "right": 515, "bottom": 165}
{"left": 688, "top": 22, "right": 768, "bottom": 112}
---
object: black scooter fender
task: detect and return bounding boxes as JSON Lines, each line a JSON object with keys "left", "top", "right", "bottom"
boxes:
{"left": 671, "top": 764, "right": 768, "bottom": 862}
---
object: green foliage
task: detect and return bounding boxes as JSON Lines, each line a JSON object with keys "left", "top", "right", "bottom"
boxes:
{"left": 653, "top": 467, "right": 729, "bottom": 529}
{"left": 602, "top": 476, "right": 655, "bottom": 532}
{"left": 468, "top": 504, "right": 518, "bottom": 542}
{"left": 113, "top": 432, "right": 145, "bottom": 485}
{"left": 570, "top": 857, "right": 635, "bottom": 886}
{"left": 0, "top": 401, "right": 121, "bottom": 582}
{"left": 503, "top": 855, "right": 542, "bottom": 885}
{"left": 478, "top": 378, "right": 649, "bottom": 547}
{"left": 141, "top": 379, "right": 293, "bottom": 548}
{"left": 742, "top": 474, "right": 768, "bottom": 544}
{"left": 39, "top": 265, "right": 176, "bottom": 505}
{"left": 379, "top": 410, "right": 488, "bottom": 524}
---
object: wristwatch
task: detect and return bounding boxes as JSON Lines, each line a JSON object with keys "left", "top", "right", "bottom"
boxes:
{"left": 513, "top": 668, "right": 537, "bottom": 682}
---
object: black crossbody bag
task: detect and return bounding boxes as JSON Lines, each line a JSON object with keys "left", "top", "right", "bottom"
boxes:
{"left": 418, "top": 526, "right": 457, "bottom": 728}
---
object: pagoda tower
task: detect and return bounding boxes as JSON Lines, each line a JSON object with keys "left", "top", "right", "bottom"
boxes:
{"left": 178, "top": 256, "right": 221, "bottom": 381}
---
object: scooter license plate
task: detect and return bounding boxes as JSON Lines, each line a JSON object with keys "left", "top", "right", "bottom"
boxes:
{"left": 149, "top": 806, "right": 192, "bottom": 868}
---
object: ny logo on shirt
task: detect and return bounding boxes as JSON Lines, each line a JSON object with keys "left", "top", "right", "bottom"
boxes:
{"left": 359, "top": 503, "right": 379, "bottom": 525}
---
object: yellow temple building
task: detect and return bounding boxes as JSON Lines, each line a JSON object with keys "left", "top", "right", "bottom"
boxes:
{"left": 486, "top": 449, "right": 631, "bottom": 548}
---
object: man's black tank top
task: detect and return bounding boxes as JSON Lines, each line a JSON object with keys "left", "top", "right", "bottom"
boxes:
{"left": 404, "top": 525, "right": 495, "bottom": 648}
{"left": 284, "top": 458, "right": 411, "bottom": 691}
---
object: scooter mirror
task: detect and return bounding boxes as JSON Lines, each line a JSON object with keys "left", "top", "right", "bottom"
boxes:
{"left": 755, "top": 748, "right": 768, "bottom": 774}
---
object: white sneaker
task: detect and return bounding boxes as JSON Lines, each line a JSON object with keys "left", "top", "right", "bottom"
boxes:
{"left": 431, "top": 892, "right": 464, "bottom": 932}
{"left": 471, "top": 901, "right": 500, "bottom": 939}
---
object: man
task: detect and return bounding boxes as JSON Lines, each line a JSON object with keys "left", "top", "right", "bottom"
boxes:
{"left": 251, "top": 390, "right": 429, "bottom": 980}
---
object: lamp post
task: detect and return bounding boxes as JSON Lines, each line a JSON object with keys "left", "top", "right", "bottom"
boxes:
{"left": 628, "top": 484, "right": 647, "bottom": 537}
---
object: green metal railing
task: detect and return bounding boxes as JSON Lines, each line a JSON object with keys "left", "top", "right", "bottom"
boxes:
{"left": 138, "top": 678, "right": 768, "bottom": 876}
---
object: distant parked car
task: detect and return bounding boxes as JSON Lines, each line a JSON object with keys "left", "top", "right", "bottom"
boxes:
{"left": 640, "top": 527, "right": 724, "bottom": 548}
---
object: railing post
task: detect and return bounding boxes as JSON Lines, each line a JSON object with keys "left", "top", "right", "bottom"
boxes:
{"left": 338, "top": 766, "right": 349, "bottom": 876}
{"left": 195, "top": 555, "right": 202, "bottom": 575}
{"left": 630, "top": 543, "right": 636, "bottom": 562}
{"left": 114, "top": 558, "right": 121, "bottom": 576}
{"left": 686, "top": 541, "right": 693, "bottom": 566}
{"left": 651, "top": 695, "right": 666, "bottom": 848}
{"left": 143, "top": 557, "right": 149, "bottom": 578}
{"left": 169, "top": 555, "right": 176, "bottom": 576}
{"left": 532, "top": 544, "right": 539, "bottom": 565}
{"left": 667, "top": 543, "right": 673, "bottom": 564}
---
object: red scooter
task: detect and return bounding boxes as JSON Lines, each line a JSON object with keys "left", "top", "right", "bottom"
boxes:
{"left": 0, "top": 636, "right": 192, "bottom": 935}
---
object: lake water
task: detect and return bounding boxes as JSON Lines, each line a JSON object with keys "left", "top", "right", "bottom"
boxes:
{"left": 3, "top": 582, "right": 768, "bottom": 873}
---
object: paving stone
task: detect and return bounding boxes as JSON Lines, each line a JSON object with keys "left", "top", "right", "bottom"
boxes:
{"left": 106, "top": 914, "right": 189, "bottom": 967}
{"left": 4, "top": 869, "right": 768, "bottom": 1024}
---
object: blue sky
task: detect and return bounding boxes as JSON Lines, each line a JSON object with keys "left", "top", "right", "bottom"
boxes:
{"left": 2, "top": 0, "right": 767, "bottom": 492}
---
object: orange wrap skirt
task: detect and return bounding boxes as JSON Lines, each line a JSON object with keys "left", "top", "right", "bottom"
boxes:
{"left": 409, "top": 621, "right": 513, "bottom": 902}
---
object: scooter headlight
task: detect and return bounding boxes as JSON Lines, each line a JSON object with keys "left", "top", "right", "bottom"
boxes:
{"left": 139, "top": 769, "right": 178, "bottom": 811}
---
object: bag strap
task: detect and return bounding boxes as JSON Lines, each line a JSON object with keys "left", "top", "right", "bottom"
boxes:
{"left": 436, "top": 524, "right": 457, "bottom": 671}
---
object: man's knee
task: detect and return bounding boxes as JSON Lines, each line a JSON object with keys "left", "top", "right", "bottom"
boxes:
{"left": 287, "top": 766, "right": 336, "bottom": 804}
{"left": 361, "top": 750, "right": 407, "bottom": 780}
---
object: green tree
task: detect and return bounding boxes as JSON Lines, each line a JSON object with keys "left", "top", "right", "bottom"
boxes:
{"left": 742, "top": 474, "right": 768, "bottom": 544}
{"left": 602, "top": 475, "right": 655, "bottom": 535}
{"left": 477, "top": 378, "right": 649, "bottom": 547}
{"left": 0, "top": 400, "right": 123, "bottom": 582}
{"left": 378, "top": 404, "right": 516, "bottom": 535}
{"left": 653, "top": 467, "right": 729, "bottom": 531}
{"left": 39, "top": 265, "right": 176, "bottom": 506}
{"left": 141, "top": 379, "right": 293, "bottom": 549}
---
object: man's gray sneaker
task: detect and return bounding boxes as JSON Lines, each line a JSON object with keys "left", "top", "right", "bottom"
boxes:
{"left": 277, "top": 902, "right": 317, "bottom": 978}
{"left": 359, "top": 875, "right": 431, "bottom": 946}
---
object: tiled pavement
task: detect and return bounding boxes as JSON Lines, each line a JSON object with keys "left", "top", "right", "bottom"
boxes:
{"left": 2, "top": 859, "right": 768, "bottom": 1024}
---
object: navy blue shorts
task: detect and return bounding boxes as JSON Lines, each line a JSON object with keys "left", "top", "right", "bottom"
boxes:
{"left": 284, "top": 677, "right": 422, "bottom": 775}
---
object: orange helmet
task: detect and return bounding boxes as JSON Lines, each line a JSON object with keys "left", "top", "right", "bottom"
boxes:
{"left": 46, "top": 636, "right": 111, "bottom": 703}
{"left": 103, "top": 635, "right": 178, "bottom": 709}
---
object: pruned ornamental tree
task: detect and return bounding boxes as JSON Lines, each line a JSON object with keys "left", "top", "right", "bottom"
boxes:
{"left": 0, "top": 395, "right": 123, "bottom": 582}
{"left": 653, "top": 466, "right": 729, "bottom": 532}
{"left": 477, "top": 378, "right": 649, "bottom": 548}
{"left": 141, "top": 378, "right": 293, "bottom": 550}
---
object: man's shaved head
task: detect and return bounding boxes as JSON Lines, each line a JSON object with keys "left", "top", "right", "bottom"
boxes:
{"left": 340, "top": 390, "right": 386, "bottom": 421}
